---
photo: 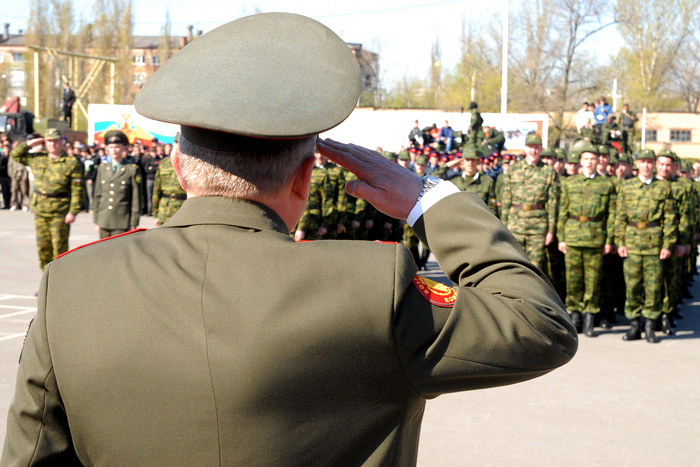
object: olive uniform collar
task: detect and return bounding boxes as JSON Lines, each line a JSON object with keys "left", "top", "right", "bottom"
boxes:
{"left": 163, "top": 196, "right": 290, "bottom": 235}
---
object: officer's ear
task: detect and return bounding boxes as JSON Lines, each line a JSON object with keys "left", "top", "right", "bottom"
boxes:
{"left": 170, "top": 145, "right": 186, "bottom": 192}
{"left": 291, "top": 156, "right": 315, "bottom": 202}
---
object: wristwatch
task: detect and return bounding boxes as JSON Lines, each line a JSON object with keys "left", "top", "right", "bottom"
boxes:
{"left": 417, "top": 176, "right": 442, "bottom": 203}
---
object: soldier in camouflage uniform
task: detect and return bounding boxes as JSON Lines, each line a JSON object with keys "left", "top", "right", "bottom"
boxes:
{"left": 617, "top": 104, "right": 638, "bottom": 154}
{"left": 501, "top": 133, "right": 559, "bottom": 270}
{"left": 432, "top": 146, "right": 497, "bottom": 215}
{"left": 558, "top": 141, "right": 616, "bottom": 337}
{"left": 655, "top": 151, "right": 692, "bottom": 334}
{"left": 94, "top": 130, "right": 143, "bottom": 239}
{"left": 615, "top": 149, "right": 677, "bottom": 343}
{"left": 10, "top": 128, "right": 84, "bottom": 270}
{"left": 467, "top": 101, "right": 483, "bottom": 145}
{"left": 294, "top": 151, "right": 332, "bottom": 241}
{"left": 152, "top": 135, "right": 187, "bottom": 226}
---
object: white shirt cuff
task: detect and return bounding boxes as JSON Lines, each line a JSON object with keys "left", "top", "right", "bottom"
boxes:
{"left": 407, "top": 180, "right": 460, "bottom": 227}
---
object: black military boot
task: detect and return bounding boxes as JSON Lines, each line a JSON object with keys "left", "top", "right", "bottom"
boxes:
{"left": 570, "top": 311, "right": 582, "bottom": 334}
{"left": 645, "top": 318, "right": 660, "bottom": 344}
{"left": 622, "top": 318, "right": 641, "bottom": 341}
{"left": 661, "top": 314, "right": 674, "bottom": 335}
{"left": 583, "top": 312, "right": 598, "bottom": 337}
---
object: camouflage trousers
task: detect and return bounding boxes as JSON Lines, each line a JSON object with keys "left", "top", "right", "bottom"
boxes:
{"left": 35, "top": 214, "right": 70, "bottom": 271}
{"left": 511, "top": 233, "right": 546, "bottom": 271}
{"left": 564, "top": 246, "right": 603, "bottom": 314}
{"left": 662, "top": 255, "right": 683, "bottom": 315}
{"left": 545, "top": 240, "right": 566, "bottom": 301}
{"left": 600, "top": 253, "right": 625, "bottom": 313}
{"left": 623, "top": 254, "right": 663, "bottom": 320}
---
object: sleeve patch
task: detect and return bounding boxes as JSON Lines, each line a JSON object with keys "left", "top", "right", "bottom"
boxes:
{"left": 412, "top": 275, "right": 457, "bottom": 307}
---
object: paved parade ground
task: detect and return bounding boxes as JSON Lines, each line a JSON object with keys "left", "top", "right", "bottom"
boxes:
{"left": 1, "top": 208, "right": 699, "bottom": 465}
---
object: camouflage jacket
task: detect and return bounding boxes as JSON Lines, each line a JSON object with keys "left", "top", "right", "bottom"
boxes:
{"left": 152, "top": 156, "right": 186, "bottom": 225}
{"left": 10, "top": 142, "right": 84, "bottom": 217}
{"left": 296, "top": 165, "right": 330, "bottom": 237}
{"left": 434, "top": 166, "right": 497, "bottom": 215}
{"left": 501, "top": 159, "right": 559, "bottom": 236}
{"left": 615, "top": 177, "right": 677, "bottom": 255}
{"left": 557, "top": 174, "right": 616, "bottom": 248}
{"left": 667, "top": 176, "right": 693, "bottom": 245}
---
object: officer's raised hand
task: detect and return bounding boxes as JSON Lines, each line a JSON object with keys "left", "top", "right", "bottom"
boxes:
{"left": 317, "top": 138, "right": 422, "bottom": 220}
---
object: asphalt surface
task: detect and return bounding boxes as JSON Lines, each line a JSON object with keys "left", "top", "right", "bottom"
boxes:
{"left": 1, "top": 208, "right": 699, "bottom": 465}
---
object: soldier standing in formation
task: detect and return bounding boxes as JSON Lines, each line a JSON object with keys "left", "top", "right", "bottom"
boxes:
{"left": 93, "top": 130, "right": 143, "bottom": 238}
{"left": 557, "top": 141, "right": 617, "bottom": 336}
{"left": 432, "top": 146, "right": 497, "bottom": 215}
{"left": 9, "top": 128, "right": 84, "bottom": 271}
{"left": 501, "top": 133, "right": 559, "bottom": 270}
{"left": 152, "top": 134, "right": 187, "bottom": 226}
{"left": 655, "top": 150, "right": 693, "bottom": 334}
{"left": 615, "top": 149, "right": 677, "bottom": 343}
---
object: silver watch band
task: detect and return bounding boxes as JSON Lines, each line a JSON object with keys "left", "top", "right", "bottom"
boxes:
{"left": 417, "top": 176, "right": 442, "bottom": 203}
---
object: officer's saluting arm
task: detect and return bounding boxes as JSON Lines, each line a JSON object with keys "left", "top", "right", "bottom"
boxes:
{"left": 319, "top": 138, "right": 578, "bottom": 396}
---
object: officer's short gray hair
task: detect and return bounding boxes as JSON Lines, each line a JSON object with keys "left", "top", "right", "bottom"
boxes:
{"left": 178, "top": 134, "right": 316, "bottom": 198}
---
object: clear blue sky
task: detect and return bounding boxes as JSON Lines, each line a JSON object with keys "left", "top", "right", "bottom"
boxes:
{"left": 3, "top": 0, "right": 620, "bottom": 86}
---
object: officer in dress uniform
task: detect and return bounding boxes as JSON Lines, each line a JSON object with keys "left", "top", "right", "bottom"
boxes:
{"left": 2, "top": 13, "right": 577, "bottom": 465}
{"left": 93, "top": 130, "right": 143, "bottom": 238}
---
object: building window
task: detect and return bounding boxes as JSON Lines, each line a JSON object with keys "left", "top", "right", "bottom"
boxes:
{"left": 133, "top": 55, "right": 145, "bottom": 65}
{"left": 133, "top": 73, "right": 147, "bottom": 85}
{"left": 152, "top": 56, "right": 160, "bottom": 66}
{"left": 670, "top": 129, "right": 691, "bottom": 143}
{"left": 12, "top": 53, "right": 24, "bottom": 62}
{"left": 9, "top": 69, "right": 25, "bottom": 87}
{"left": 645, "top": 130, "right": 657, "bottom": 142}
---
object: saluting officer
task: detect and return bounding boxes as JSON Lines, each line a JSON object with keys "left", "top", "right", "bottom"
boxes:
{"left": 9, "top": 128, "right": 84, "bottom": 270}
{"left": 93, "top": 130, "right": 143, "bottom": 238}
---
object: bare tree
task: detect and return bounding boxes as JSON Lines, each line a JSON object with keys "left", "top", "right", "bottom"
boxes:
{"left": 615, "top": 0, "right": 698, "bottom": 109}
{"left": 157, "top": 10, "right": 172, "bottom": 70}
{"left": 549, "top": 0, "right": 616, "bottom": 144}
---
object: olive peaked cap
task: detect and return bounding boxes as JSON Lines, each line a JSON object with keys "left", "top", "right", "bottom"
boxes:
{"left": 135, "top": 13, "right": 361, "bottom": 140}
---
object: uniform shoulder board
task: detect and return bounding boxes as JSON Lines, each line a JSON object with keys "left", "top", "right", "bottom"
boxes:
{"left": 412, "top": 275, "right": 457, "bottom": 308}
{"left": 56, "top": 229, "right": 147, "bottom": 260}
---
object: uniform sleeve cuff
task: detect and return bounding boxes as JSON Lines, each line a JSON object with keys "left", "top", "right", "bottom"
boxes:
{"left": 407, "top": 180, "right": 460, "bottom": 227}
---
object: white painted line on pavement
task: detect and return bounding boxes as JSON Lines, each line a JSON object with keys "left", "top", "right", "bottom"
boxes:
{"left": 0, "top": 295, "right": 38, "bottom": 301}
{"left": 0, "top": 309, "right": 36, "bottom": 319}
{"left": 0, "top": 333, "right": 27, "bottom": 342}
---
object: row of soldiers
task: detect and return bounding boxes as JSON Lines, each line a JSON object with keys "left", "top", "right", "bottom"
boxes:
{"left": 295, "top": 133, "right": 699, "bottom": 344}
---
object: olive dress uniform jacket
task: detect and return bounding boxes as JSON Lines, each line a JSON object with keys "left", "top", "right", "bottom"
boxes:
{"left": 93, "top": 162, "right": 142, "bottom": 230}
{"left": 2, "top": 191, "right": 577, "bottom": 466}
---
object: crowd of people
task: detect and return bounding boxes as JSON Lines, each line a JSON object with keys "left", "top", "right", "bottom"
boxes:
{"left": 294, "top": 111, "right": 700, "bottom": 344}
{"left": 0, "top": 98, "right": 697, "bottom": 345}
